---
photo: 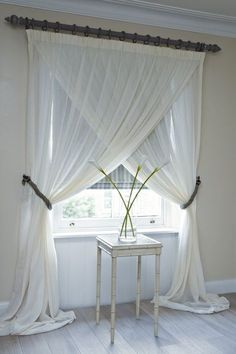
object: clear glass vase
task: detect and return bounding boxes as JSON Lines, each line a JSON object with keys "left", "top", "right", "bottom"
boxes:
{"left": 118, "top": 216, "right": 137, "bottom": 243}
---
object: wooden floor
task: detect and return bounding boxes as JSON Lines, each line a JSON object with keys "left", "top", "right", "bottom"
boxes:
{"left": 1, "top": 294, "right": 236, "bottom": 354}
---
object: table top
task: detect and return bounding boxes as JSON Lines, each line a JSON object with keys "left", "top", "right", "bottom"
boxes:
{"left": 96, "top": 234, "right": 162, "bottom": 250}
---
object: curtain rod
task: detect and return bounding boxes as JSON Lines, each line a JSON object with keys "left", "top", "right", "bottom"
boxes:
{"left": 5, "top": 15, "right": 221, "bottom": 53}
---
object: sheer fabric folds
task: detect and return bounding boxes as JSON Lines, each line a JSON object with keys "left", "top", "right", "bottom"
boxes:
{"left": 125, "top": 69, "right": 229, "bottom": 313}
{"left": 0, "top": 30, "right": 222, "bottom": 335}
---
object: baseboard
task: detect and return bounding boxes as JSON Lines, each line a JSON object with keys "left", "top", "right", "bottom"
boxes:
{"left": 0, "top": 301, "right": 9, "bottom": 316}
{"left": 0, "top": 279, "right": 235, "bottom": 313}
{"left": 205, "top": 278, "right": 236, "bottom": 294}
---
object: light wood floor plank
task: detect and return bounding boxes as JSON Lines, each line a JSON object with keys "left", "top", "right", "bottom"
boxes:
{"left": 121, "top": 302, "right": 178, "bottom": 348}
{"left": 65, "top": 308, "right": 107, "bottom": 354}
{"left": 0, "top": 336, "right": 23, "bottom": 354}
{"left": 81, "top": 306, "right": 136, "bottom": 354}
{"left": 18, "top": 334, "right": 51, "bottom": 354}
{"left": 141, "top": 301, "right": 223, "bottom": 354}
{"left": 207, "top": 335, "right": 236, "bottom": 354}
{"left": 43, "top": 327, "right": 80, "bottom": 354}
{"left": 1, "top": 293, "right": 236, "bottom": 354}
{"left": 103, "top": 303, "right": 164, "bottom": 353}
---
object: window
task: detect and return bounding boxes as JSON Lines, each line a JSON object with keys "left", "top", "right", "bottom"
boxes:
{"left": 53, "top": 165, "right": 180, "bottom": 233}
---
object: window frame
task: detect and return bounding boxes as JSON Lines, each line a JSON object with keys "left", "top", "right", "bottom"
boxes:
{"left": 52, "top": 195, "right": 173, "bottom": 234}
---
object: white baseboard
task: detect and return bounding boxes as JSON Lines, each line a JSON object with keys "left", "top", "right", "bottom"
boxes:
{"left": 0, "top": 279, "right": 235, "bottom": 314}
{"left": 0, "top": 301, "right": 9, "bottom": 316}
{"left": 205, "top": 278, "right": 236, "bottom": 294}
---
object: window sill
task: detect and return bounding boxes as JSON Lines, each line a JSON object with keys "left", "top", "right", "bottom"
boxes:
{"left": 53, "top": 227, "right": 178, "bottom": 239}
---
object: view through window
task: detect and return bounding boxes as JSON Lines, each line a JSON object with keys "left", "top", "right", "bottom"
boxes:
{"left": 53, "top": 165, "right": 180, "bottom": 232}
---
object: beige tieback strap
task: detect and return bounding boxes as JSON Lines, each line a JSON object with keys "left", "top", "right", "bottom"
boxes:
{"left": 22, "top": 175, "right": 52, "bottom": 210}
{"left": 180, "top": 176, "right": 201, "bottom": 210}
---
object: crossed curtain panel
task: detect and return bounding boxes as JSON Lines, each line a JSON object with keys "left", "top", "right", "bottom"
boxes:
{"left": 124, "top": 70, "right": 229, "bottom": 313}
{"left": 0, "top": 30, "right": 228, "bottom": 335}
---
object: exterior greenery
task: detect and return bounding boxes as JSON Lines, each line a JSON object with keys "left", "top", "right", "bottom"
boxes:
{"left": 63, "top": 196, "right": 95, "bottom": 218}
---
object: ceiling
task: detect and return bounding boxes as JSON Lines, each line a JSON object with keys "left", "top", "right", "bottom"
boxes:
{"left": 112, "top": 0, "right": 236, "bottom": 17}
{"left": 1, "top": 0, "right": 236, "bottom": 37}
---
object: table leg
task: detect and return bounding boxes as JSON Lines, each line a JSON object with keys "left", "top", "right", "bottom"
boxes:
{"left": 136, "top": 255, "right": 141, "bottom": 319}
{"left": 154, "top": 255, "right": 160, "bottom": 336}
{"left": 96, "top": 246, "right": 101, "bottom": 325}
{"left": 111, "top": 256, "right": 117, "bottom": 344}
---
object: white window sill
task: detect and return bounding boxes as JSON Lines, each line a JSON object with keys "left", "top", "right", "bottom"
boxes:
{"left": 53, "top": 227, "right": 179, "bottom": 239}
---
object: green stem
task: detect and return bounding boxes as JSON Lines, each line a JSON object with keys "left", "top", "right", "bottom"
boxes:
{"left": 99, "top": 169, "right": 134, "bottom": 235}
{"left": 99, "top": 165, "right": 162, "bottom": 239}
{"left": 120, "top": 166, "right": 140, "bottom": 237}
{"left": 126, "top": 167, "right": 161, "bottom": 216}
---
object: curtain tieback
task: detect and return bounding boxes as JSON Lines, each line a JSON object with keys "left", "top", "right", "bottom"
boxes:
{"left": 22, "top": 175, "right": 52, "bottom": 210}
{"left": 180, "top": 176, "right": 201, "bottom": 209}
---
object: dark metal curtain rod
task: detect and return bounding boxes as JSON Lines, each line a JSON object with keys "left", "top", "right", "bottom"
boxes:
{"left": 5, "top": 15, "right": 221, "bottom": 53}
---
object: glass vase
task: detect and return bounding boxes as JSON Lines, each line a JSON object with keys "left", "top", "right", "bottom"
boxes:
{"left": 118, "top": 216, "right": 137, "bottom": 243}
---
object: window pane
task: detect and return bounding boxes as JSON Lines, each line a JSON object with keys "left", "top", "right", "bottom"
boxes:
{"left": 62, "top": 189, "right": 162, "bottom": 219}
{"left": 62, "top": 191, "right": 96, "bottom": 218}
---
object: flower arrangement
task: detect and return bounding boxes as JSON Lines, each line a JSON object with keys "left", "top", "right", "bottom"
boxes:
{"left": 95, "top": 163, "right": 162, "bottom": 241}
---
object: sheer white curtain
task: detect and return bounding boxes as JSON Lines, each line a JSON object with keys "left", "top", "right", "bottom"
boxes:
{"left": 0, "top": 30, "right": 209, "bottom": 335}
{"left": 125, "top": 68, "right": 229, "bottom": 313}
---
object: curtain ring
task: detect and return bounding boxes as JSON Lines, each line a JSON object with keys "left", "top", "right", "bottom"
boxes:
{"left": 175, "top": 39, "right": 183, "bottom": 49}
{"left": 25, "top": 17, "right": 29, "bottom": 30}
{"left": 10, "top": 15, "right": 19, "bottom": 25}
{"left": 200, "top": 43, "right": 206, "bottom": 52}
{"left": 97, "top": 27, "right": 102, "bottom": 38}
{"left": 119, "top": 31, "right": 126, "bottom": 41}
{"left": 42, "top": 20, "right": 48, "bottom": 31}
{"left": 72, "top": 24, "right": 77, "bottom": 35}
{"left": 132, "top": 32, "right": 138, "bottom": 43}
{"left": 30, "top": 18, "right": 35, "bottom": 29}
{"left": 207, "top": 44, "right": 212, "bottom": 52}
{"left": 107, "top": 29, "right": 112, "bottom": 39}
{"left": 195, "top": 42, "right": 201, "bottom": 51}
{"left": 154, "top": 36, "right": 161, "bottom": 46}
{"left": 186, "top": 41, "right": 191, "bottom": 50}
{"left": 144, "top": 34, "right": 150, "bottom": 45}
{"left": 84, "top": 25, "right": 90, "bottom": 37}
{"left": 55, "top": 21, "right": 60, "bottom": 33}
{"left": 19, "top": 17, "right": 25, "bottom": 26}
